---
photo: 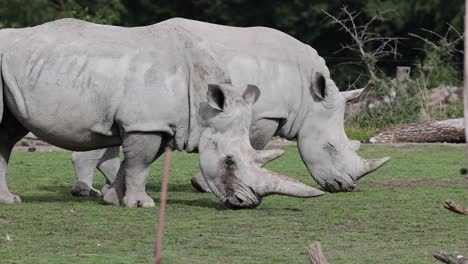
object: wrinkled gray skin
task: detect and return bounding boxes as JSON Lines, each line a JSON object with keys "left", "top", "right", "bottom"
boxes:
{"left": 71, "top": 114, "right": 362, "bottom": 195}
{"left": 68, "top": 18, "right": 389, "bottom": 197}
{"left": 0, "top": 18, "right": 326, "bottom": 208}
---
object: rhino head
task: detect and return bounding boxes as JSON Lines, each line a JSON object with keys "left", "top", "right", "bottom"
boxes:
{"left": 297, "top": 72, "right": 390, "bottom": 192}
{"left": 198, "top": 83, "right": 324, "bottom": 209}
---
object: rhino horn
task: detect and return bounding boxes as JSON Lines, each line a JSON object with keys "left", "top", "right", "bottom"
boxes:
{"left": 341, "top": 88, "right": 364, "bottom": 102}
{"left": 255, "top": 168, "right": 325, "bottom": 198}
{"left": 254, "top": 149, "right": 284, "bottom": 166}
{"left": 348, "top": 139, "right": 361, "bottom": 151}
{"left": 356, "top": 157, "right": 391, "bottom": 180}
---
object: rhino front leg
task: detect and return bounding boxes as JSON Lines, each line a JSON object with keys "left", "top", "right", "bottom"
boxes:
{"left": 0, "top": 110, "right": 29, "bottom": 204}
{"left": 71, "top": 147, "right": 120, "bottom": 197}
{"left": 191, "top": 118, "right": 279, "bottom": 193}
{"left": 103, "top": 132, "right": 164, "bottom": 208}
{"left": 191, "top": 172, "right": 211, "bottom": 193}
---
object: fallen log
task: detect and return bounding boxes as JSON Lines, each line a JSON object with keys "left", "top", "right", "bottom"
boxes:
{"left": 369, "top": 118, "right": 465, "bottom": 143}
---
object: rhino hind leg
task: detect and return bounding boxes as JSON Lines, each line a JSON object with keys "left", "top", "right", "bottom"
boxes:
{"left": 0, "top": 109, "right": 29, "bottom": 204}
{"left": 71, "top": 147, "right": 120, "bottom": 197}
{"left": 71, "top": 149, "right": 107, "bottom": 197}
{"left": 103, "top": 132, "right": 165, "bottom": 208}
{"left": 96, "top": 147, "right": 120, "bottom": 195}
{"left": 191, "top": 118, "right": 279, "bottom": 193}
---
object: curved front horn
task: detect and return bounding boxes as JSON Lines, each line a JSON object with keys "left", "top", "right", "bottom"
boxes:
{"left": 356, "top": 157, "right": 391, "bottom": 180}
{"left": 254, "top": 168, "right": 325, "bottom": 197}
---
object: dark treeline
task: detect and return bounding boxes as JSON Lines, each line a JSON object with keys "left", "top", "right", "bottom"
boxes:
{"left": 0, "top": 0, "right": 463, "bottom": 87}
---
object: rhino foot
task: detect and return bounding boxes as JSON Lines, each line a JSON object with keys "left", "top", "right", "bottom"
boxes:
{"left": 123, "top": 193, "right": 155, "bottom": 208}
{"left": 71, "top": 181, "right": 102, "bottom": 197}
{"left": 102, "top": 187, "right": 121, "bottom": 206}
{"left": 100, "top": 183, "right": 112, "bottom": 197}
{"left": 191, "top": 172, "right": 212, "bottom": 193}
{"left": 0, "top": 192, "right": 21, "bottom": 204}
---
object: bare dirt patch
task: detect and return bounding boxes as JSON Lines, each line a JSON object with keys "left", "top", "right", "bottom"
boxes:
{"left": 0, "top": 216, "right": 16, "bottom": 225}
{"left": 367, "top": 178, "right": 468, "bottom": 189}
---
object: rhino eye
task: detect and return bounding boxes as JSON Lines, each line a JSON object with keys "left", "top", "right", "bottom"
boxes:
{"left": 323, "top": 142, "right": 338, "bottom": 155}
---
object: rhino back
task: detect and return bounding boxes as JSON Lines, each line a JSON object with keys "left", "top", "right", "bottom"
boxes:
{"left": 166, "top": 18, "right": 330, "bottom": 139}
{"left": 0, "top": 19, "right": 190, "bottom": 150}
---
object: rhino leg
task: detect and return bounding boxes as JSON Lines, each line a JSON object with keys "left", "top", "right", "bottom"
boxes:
{"left": 71, "top": 149, "right": 106, "bottom": 197}
{"left": 190, "top": 118, "right": 279, "bottom": 193}
{"left": 249, "top": 118, "right": 279, "bottom": 150}
{"left": 96, "top": 147, "right": 120, "bottom": 195}
{"left": 191, "top": 172, "right": 211, "bottom": 193}
{"left": 103, "top": 132, "right": 164, "bottom": 208}
{"left": 71, "top": 147, "right": 120, "bottom": 197}
{"left": 0, "top": 110, "right": 29, "bottom": 204}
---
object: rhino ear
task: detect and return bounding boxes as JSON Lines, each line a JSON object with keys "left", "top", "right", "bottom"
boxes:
{"left": 207, "top": 84, "right": 226, "bottom": 111}
{"left": 310, "top": 72, "right": 327, "bottom": 100}
{"left": 242, "top": 84, "right": 261, "bottom": 105}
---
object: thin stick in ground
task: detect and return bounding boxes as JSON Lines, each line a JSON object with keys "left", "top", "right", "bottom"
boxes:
{"left": 154, "top": 147, "right": 172, "bottom": 264}
{"left": 307, "top": 242, "right": 328, "bottom": 264}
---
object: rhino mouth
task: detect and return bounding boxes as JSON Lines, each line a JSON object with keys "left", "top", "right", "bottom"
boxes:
{"left": 322, "top": 178, "right": 356, "bottom": 192}
{"left": 200, "top": 149, "right": 325, "bottom": 209}
{"left": 314, "top": 156, "right": 390, "bottom": 193}
{"left": 222, "top": 185, "right": 261, "bottom": 209}
{"left": 218, "top": 172, "right": 262, "bottom": 209}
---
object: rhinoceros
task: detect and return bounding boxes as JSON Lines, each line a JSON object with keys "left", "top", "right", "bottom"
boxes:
{"left": 66, "top": 18, "right": 389, "bottom": 199}
{"left": 0, "top": 18, "right": 325, "bottom": 208}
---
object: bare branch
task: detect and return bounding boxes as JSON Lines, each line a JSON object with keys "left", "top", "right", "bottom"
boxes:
{"left": 444, "top": 200, "right": 468, "bottom": 215}
{"left": 433, "top": 251, "right": 468, "bottom": 264}
{"left": 323, "top": 6, "right": 400, "bottom": 88}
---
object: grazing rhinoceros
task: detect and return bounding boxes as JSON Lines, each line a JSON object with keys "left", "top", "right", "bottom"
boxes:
{"left": 67, "top": 18, "right": 389, "bottom": 198}
{"left": 0, "top": 18, "right": 325, "bottom": 208}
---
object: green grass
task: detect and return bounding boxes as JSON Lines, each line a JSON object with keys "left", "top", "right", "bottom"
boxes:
{"left": 345, "top": 125, "right": 380, "bottom": 142}
{"left": 0, "top": 144, "right": 467, "bottom": 263}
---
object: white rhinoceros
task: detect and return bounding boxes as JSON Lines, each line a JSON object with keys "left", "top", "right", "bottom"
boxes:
{"left": 67, "top": 18, "right": 389, "bottom": 198}
{"left": 0, "top": 18, "right": 325, "bottom": 208}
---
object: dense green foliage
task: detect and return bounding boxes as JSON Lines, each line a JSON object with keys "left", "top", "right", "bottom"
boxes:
{"left": 0, "top": 145, "right": 467, "bottom": 263}
{"left": 0, "top": 0, "right": 463, "bottom": 87}
{"left": 345, "top": 22, "right": 464, "bottom": 140}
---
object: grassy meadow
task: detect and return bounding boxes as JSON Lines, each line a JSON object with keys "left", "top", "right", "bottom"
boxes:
{"left": 0, "top": 144, "right": 467, "bottom": 263}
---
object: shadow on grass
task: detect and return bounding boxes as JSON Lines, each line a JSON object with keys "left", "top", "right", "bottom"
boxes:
{"left": 21, "top": 195, "right": 224, "bottom": 210}
{"left": 21, "top": 184, "right": 221, "bottom": 209}
{"left": 21, "top": 194, "right": 97, "bottom": 203}
{"left": 147, "top": 183, "right": 195, "bottom": 192}
{"left": 163, "top": 198, "right": 222, "bottom": 209}
{"left": 36, "top": 182, "right": 197, "bottom": 195}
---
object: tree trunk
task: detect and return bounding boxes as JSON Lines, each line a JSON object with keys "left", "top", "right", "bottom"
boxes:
{"left": 369, "top": 118, "right": 465, "bottom": 143}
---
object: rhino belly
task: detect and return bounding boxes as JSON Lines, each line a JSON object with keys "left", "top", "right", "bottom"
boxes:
{"left": 2, "top": 55, "right": 124, "bottom": 151}
{"left": 4, "top": 84, "right": 122, "bottom": 151}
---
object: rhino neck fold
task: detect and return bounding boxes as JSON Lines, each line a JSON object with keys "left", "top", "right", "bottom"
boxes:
{"left": 277, "top": 102, "right": 308, "bottom": 140}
